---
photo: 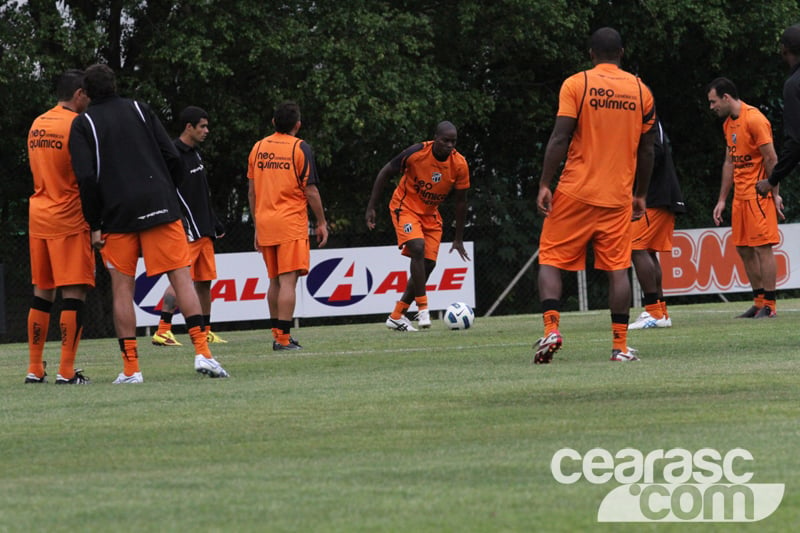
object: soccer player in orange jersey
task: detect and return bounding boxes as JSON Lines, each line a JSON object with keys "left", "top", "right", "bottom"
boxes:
{"left": 247, "top": 101, "right": 328, "bottom": 350}
{"left": 535, "top": 27, "right": 656, "bottom": 363}
{"left": 365, "top": 121, "right": 470, "bottom": 331}
{"left": 25, "top": 69, "right": 93, "bottom": 384}
{"left": 708, "top": 77, "right": 782, "bottom": 318}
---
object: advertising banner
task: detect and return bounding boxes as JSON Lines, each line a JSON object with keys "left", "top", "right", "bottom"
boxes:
{"left": 133, "top": 242, "right": 475, "bottom": 326}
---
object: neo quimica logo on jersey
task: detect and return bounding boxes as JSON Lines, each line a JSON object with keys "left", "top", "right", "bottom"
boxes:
{"left": 551, "top": 447, "right": 784, "bottom": 522}
{"left": 306, "top": 258, "right": 373, "bottom": 306}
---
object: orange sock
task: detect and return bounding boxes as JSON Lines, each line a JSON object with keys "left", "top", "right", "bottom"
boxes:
{"left": 189, "top": 325, "right": 211, "bottom": 357}
{"left": 764, "top": 299, "right": 776, "bottom": 311}
{"left": 415, "top": 295, "right": 428, "bottom": 311}
{"left": 612, "top": 323, "right": 628, "bottom": 352}
{"left": 27, "top": 307, "right": 50, "bottom": 377}
{"left": 121, "top": 338, "right": 139, "bottom": 375}
{"left": 755, "top": 294, "right": 765, "bottom": 309}
{"left": 156, "top": 319, "right": 172, "bottom": 335}
{"left": 271, "top": 327, "right": 280, "bottom": 341}
{"left": 277, "top": 332, "right": 291, "bottom": 346}
{"left": 58, "top": 306, "right": 83, "bottom": 380}
{"left": 543, "top": 310, "right": 560, "bottom": 336}
{"left": 390, "top": 300, "right": 410, "bottom": 320}
{"left": 645, "top": 302, "right": 664, "bottom": 319}
{"left": 659, "top": 300, "right": 669, "bottom": 319}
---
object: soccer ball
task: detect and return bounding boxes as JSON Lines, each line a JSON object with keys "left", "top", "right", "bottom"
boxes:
{"left": 443, "top": 302, "right": 475, "bottom": 330}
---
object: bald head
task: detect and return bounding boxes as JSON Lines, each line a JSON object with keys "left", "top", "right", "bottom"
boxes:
{"left": 781, "top": 24, "right": 800, "bottom": 55}
{"left": 590, "top": 27, "right": 623, "bottom": 62}
{"left": 435, "top": 121, "right": 457, "bottom": 136}
{"left": 432, "top": 121, "right": 457, "bottom": 160}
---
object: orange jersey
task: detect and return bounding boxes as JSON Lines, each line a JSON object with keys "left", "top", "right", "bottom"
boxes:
{"left": 388, "top": 141, "right": 470, "bottom": 216}
{"left": 723, "top": 102, "right": 773, "bottom": 200}
{"left": 556, "top": 63, "right": 656, "bottom": 208}
{"left": 27, "top": 105, "right": 88, "bottom": 238}
{"left": 247, "top": 132, "right": 319, "bottom": 245}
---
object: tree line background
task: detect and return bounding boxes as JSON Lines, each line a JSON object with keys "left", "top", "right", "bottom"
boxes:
{"left": 1, "top": 0, "right": 799, "bottom": 341}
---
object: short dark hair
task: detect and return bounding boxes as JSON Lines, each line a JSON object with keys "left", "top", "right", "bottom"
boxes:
{"left": 55, "top": 69, "right": 84, "bottom": 101}
{"left": 179, "top": 106, "right": 209, "bottom": 128}
{"left": 273, "top": 101, "right": 301, "bottom": 134}
{"left": 590, "top": 27, "right": 623, "bottom": 60}
{"left": 706, "top": 77, "right": 739, "bottom": 100}
{"left": 83, "top": 64, "right": 116, "bottom": 99}
{"left": 435, "top": 120, "right": 457, "bottom": 137}
{"left": 781, "top": 24, "right": 800, "bottom": 55}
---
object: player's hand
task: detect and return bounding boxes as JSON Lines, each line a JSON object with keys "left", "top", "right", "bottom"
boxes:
{"left": 316, "top": 222, "right": 328, "bottom": 248}
{"left": 756, "top": 179, "right": 773, "bottom": 197}
{"left": 365, "top": 207, "right": 376, "bottom": 230}
{"left": 450, "top": 240, "right": 470, "bottom": 262}
{"left": 91, "top": 230, "right": 105, "bottom": 250}
{"left": 631, "top": 196, "right": 646, "bottom": 221}
{"left": 775, "top": 194, "right": 786, "bottom": 221}
{"left": 712, "top": 201, "right": 726, "bottom": 226}
{"left": 537, "top": 187, "right": 552, "bottom": 217}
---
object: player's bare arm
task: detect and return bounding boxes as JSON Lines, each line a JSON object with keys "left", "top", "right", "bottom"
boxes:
{"left": 537, "top": 116, "right": 575, "bottom": 216}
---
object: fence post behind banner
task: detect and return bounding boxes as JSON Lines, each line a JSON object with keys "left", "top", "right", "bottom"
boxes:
{"left": 484, "top": 250, "right": 539, "bottom": 317}
{"left": 577, "top": 270, "right": 588, "bottom": 312}
{"left": 0, "top": 264, "right": 6, "bottom": 335}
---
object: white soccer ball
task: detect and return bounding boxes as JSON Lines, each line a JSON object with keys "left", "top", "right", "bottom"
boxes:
{"left": 443, "top": 302, "right": 475, "bottom": 330}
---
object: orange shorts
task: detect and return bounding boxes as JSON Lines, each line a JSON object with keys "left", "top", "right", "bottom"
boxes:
{"left": 30, "top": 230, "right": 96, "bottom": 289}
{"left": 100, "top": 220, "right": 191, "bottom": 277}
{"left": 731, "top": 196, "right": 779, "bottom": 247}
{"left": 188, "top": 237, "right": 217, "bottom": 281}
{"left": 539, "top": 191, "right": 633, "bottom": 271}
{"left": 392, "top": 208, "right": 442, "bottom": 262}
{"left": 631, "top": 207, "right": 675, "bottom": 252}
{"left": 260, "top": 238, "right": 310, "bottom": 279}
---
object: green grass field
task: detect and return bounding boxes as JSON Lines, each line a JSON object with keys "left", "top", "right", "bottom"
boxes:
{"left": 0, "top": 300, "right": 797, "bottom": 532}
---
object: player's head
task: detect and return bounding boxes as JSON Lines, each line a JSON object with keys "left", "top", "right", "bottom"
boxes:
{"left": 589, "top": 27, "right": 623, "bottom": 63}
{"left": 179, "top": 106, "right": 209, "bottom": 145}
{"left": 83, "top": 64, "right": 116, "bottom": 100}
{"left": 780, "top": 24, "right": 800, "bottom": 64}
{"left": 432, "top": 121, "right": 457, "bottom": 160}
{"left": 56, "top": 69, "right": 89, "bottom": 112}
{"left": 273, "top": 101, "right": 301, "bottom": 134}
{"left": 706, "top": 77, "right": 739, "bottom": 118}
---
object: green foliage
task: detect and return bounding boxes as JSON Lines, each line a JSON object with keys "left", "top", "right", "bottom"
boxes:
{"left": 3, "top": 0, "right": 800, "bottom": 316}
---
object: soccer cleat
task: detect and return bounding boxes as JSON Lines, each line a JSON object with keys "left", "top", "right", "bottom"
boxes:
{"left": 206, "top": 330, "right": 228, "bottom": 344}
{"left": 533, "top": 331, "right": 562, "bottom": 364}
{"left": 415, "top": 309, "right": 432, "bottom": 328}
{"left": 385, "top": 315, "right": 418, "bottom": 332}
{"left": 628, "top": 311, "right": 671, "bottom": 330}
{"left": 55, "top": 369, "right": 90, "bottom": 385}
{"left": 112, "top": 372, "right": 143, "bottom": 384}
{"left": 152, "top": 330, "right": 182, "bottom": 346}
{"left": 24, "top": 372, "right": 47, "bottom": 384}
{"left": 25, "top": 361, "right": 47, "bottom": 383}
{"left": 194, "top": 355, "right": 229, "bottom": 378}
{"left": 736, "top": 305, "right": 760, "bottom": 318}
{"left": 610, "top": 347, "right": 640, "bottom": 362}
{"left": 754, "top": 305, "right": 776, "bottom": 319}
{"left": 273, "top": 341, "right": 302, "bottom": 351}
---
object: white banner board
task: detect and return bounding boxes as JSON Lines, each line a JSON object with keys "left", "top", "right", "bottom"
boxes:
{"left": 133, "top": 242, "right": 474, "bottom": 326}
{"left": 661, "top": 224, "right": 800, "bottom": 296}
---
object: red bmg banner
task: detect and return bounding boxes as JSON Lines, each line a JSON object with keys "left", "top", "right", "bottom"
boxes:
{"left": 661, "top": 225, "right": 799, "bottom": 296}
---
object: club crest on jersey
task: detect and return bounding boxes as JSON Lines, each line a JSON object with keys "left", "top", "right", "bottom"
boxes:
{"left": 403, "top": 223, "right": 413, "bottom": 233}
{"left": 731, "top": 133, "right": 737, "bottom": 145}
{"left": 432, "top": 172, "right": 442, "bottom": 183}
